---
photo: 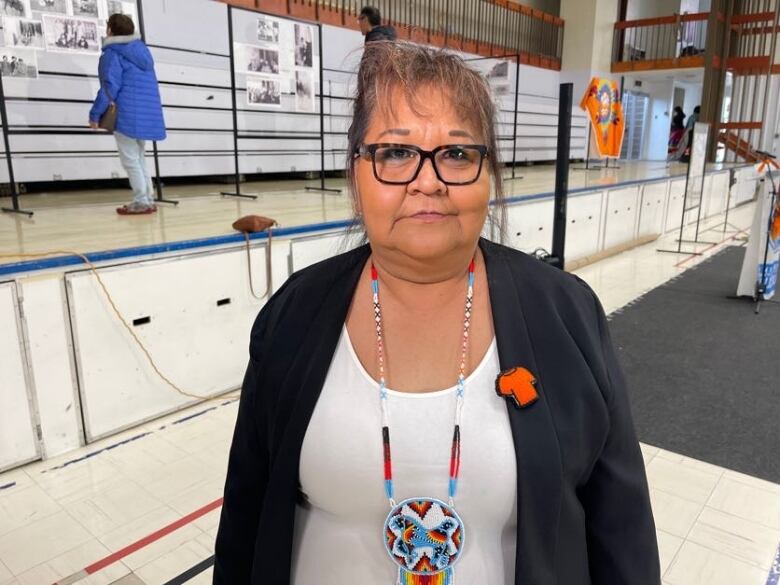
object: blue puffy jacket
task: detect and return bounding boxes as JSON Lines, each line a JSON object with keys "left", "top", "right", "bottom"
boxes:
{"left": 89, "top": 35, "right": 166, "bottom": 141}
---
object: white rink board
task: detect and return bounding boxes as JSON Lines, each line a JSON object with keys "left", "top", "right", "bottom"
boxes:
{"left": 65, "top": 246, "right": 269, "bottom": 440}
{"left": 0, "top": 282, "right": 39, "bottom": 471}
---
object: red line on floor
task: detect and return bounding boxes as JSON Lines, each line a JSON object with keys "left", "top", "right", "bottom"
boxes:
{"left": 674, "top": 229, "right": 748, "bottom": 268}
{"left": 53, "top": 497, "right": 223, "bottom": 584}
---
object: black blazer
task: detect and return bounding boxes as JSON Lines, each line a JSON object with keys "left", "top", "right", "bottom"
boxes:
{"left": 213, "top": 239, "right": 661, "bottom": 585}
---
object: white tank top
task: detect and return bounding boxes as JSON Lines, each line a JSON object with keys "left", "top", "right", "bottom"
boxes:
{"left": 292, "top": 327, "right": 517, "bottom": 584}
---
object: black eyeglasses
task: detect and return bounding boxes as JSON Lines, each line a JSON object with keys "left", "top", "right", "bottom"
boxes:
{"left": 357, "top": 143, "right": 489, "bottom": 186}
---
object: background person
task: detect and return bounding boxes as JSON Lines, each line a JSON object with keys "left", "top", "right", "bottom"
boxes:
{"left": 89, "top": 14, "right": 166, "bottom": 215}
{"left": 358, "top": 5, "right": 397, "bottom": 43}
{"left": 213, "top": 42, "right": 659, "bottom": 585}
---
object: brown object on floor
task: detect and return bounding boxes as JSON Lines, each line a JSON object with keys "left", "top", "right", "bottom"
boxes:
{"left": 232, "top": 215, "right": 278, "bottom": 300}
{"left": 232, "top": 215, "right": 277, "bottom": 233}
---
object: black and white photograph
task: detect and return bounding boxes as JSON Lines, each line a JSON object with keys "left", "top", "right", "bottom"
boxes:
{"left": 106, "top": 0, "right": 136, "bottom": 24}
{"left": 43, "top": 14, "right": 101, "bottom": 54}
{"left": 235, "top": 43, "right": 279, "bottom": 75}
{"left": 246, "top": 75, "right": 281, "bottom": 108}
{"left": 294, "top": 23, "right": 313, "bottom": 68}
{"left": 486, "top": 60, "right": 509, "bottom": 82}
{"left": 72, "top": 0, "right": 99, "bottom": 18}
{"left": 3, "top": 17, "right": 44, "bottom": 49}
{"left": 256, "top": 14, "right": 279, "bottom": 44}
{"left": 0, "top": 47, "right": 38, "bottom": 78}
{"left": 294, "top": 69, "right": 314, "bottom": 113}
{"left": 29, "top": 0, "right": 68, "bottom": 14}
{"left": 0, "top": 0, "right": 30, "bottom": 18}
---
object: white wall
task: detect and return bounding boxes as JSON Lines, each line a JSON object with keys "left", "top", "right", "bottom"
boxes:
{"left": 559, "top": 0, "right": 619, "bottom": 102}
{"left": 0, "top": 0, "right": 582, "bottom": 186}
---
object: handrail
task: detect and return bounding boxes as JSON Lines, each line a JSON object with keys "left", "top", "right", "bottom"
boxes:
{"left": 221, "top": 0, "right": 564, "bottom": 69}
{"left": 614, "top": 12, "right": 708, "bottom": 30}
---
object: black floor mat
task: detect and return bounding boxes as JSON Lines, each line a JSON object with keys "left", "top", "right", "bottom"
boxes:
{"left": 607, "top": 246, "right": 780, "bottom": 483}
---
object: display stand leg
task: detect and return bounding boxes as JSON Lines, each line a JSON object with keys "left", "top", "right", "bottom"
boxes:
{"left": 0, "top": 71, "right": 32, "bottom": 217}
{"left": 221, "top": 6, "right": 257, "bottom": 201}
{"left": 572, "top": 125, "right": 602, "bottom": 171}
{"left": 151, "top": 141, "right": 179, "bottom": 206}
{"left": 506, "top": 54, "right": 523, "bottom": 183}
{"left": 754, "top": 169, "right": 779, "bottom": 314}
{"left": 306, "top": 25, "right": 341, "bottom": 195}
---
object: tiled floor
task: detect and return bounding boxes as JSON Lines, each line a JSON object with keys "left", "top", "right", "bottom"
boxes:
{"left": 0, "top": 195, "right": 777, "bottom": 585}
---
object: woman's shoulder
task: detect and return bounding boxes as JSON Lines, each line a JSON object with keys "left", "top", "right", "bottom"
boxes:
{"left": 248, "top": 244, "right": 369, "bottom": 345}
{"left": 481, "top": 238, "right": 594, "bottom": 301}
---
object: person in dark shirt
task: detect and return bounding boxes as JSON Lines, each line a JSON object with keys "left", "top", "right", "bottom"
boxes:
{"left": 359, "top": 6, "right": 397, "bottom": 43}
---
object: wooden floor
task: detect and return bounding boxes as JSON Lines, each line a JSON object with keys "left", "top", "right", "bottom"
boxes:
{"left": 0, "top": 161, "right": 696, "bottom": 264}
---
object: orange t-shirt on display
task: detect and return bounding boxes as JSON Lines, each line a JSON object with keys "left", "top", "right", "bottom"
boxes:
{"left": 580, "top": 77, "right": 625, "bottom": 158}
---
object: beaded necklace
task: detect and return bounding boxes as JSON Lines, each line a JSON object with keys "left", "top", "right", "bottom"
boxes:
{"left": 371, "top": 259, "right": 475, "bottom": 585}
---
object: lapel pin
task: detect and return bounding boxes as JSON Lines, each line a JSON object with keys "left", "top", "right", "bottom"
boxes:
{"left": 495, "top": 367, "right": 539, "bottom": 409}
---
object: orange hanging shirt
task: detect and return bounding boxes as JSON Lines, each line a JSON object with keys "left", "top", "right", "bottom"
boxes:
{"left": 580, "top": 78, "right": 625, "bottom": 158}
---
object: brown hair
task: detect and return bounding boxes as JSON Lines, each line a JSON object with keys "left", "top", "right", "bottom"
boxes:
{"left": 108, "top": 14, "right": 135, "bottom": 36}
{"left": 346, "top": 42, "right": 506, "bottom": 241}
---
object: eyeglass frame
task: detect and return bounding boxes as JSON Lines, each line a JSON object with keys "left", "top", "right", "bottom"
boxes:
{"left": 356, "top": 143, "right": 490, "bottom": 186}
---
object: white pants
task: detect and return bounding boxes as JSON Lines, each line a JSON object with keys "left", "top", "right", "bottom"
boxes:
{"left": 115, "top": 131, "right": 154, "bottom": 206}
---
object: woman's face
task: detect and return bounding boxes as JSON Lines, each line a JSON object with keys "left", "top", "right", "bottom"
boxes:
{"left": 355, "top": 87, "right": 491, "bottom": 263}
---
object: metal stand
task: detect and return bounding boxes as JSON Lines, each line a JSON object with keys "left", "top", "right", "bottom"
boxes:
{"left": 549, "top": 83, "right": 573, "bottom": 269}
{"left": 754, "top": 164, "right": 778, "bottom": 314}
{"left": 507, "top": 54, "right": 523, "bottom": 182}
{"left": 137, "top": 0, "right": 178, "bottom": 206}
{"left": 306, "top": 24, "right": 341, "bottom": 195}
{"left": 0, "top": 69, "right": 32, "bottom": 217}
{"left": 463, "top": 53, "right": 523, "bottom": 182}
{"left": 221, "top": 6, "right": 258, "bottom": 200}
{"left": 150, "top": 141, "right": 178, "bottom": 205}
{"left": 703, "top": 168, "right": 741, "bottom": 235}
{"left": 659, "top": 123, "right": 715, "bottom": 254}
{"left": 572, "top": 124, "right": 602, "bottom": 171}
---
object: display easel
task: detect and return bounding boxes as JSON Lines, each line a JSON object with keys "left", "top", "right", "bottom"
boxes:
{"left": 305, "top": 23, "right": 341, "bottom": 195}
{"left": 702, "top": 167, "right": 742, "bottom": 235}
{"left": 753, "top": 152, "right": 779, "bottom": 314}
{"left": 571, "top": 124, "right": 602, "bottom": 171}
{"left": 464, "top": 53, "right": 523, "bottom": 182}
{"left": 658, "top": 122, "right": 716, "bottom": 255}
{"left": 221, "top": 5, "right": 258, "bottom": 200}
{"left": 0, "top": 69, "right": 32, "bottom": 217}
{"left": 137, "top": 0, "right": 178, "bottom": 206}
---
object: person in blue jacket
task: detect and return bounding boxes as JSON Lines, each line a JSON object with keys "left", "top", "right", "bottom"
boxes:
{"left": 89, "top": 14, "right": 166, "bottom": 215}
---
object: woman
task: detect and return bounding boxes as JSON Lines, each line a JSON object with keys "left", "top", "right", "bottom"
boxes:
{"left": 214, "top": 42, "right": 659, "bottom": 585}
{"left": 88, "top": 14, "right": 166, "bottom": 215}
{"left": 669, "top": 106, "right": 686, "bottom": 157}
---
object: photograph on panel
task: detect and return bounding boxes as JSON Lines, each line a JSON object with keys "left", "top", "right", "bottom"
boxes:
{"left": 246, "top": 75, "right": 281, "bottom": 108}
{"left": 3, "top": 17, "right": 45, "bottom": 49}
{"left": 294, "top": 23, "right": 313, "bottom": 68}
{"left": 257, "top": 14, "right": 279, "bottom": 45}
{"left": 0, "top": 0, "right": 30, "bottom": 18}
{"left": 72, "top": 0, "right": 99, "bottom": 18}
{"left": 42, "top": 14, "right": 101, "bottom": 54}
{"left": 0, "top": 47, "right": 38, "bottom": 78}
{"left": 235, "top": 43, "right": 279, "bottom": 75}
{"left": 295, "top": 69, "right": 314, "bottom": 113}
{"left": 106, "top": 0, "right": 136, "bottom": 24}
{"left": 30, "top": 0, "right": 68, "bottom": 15}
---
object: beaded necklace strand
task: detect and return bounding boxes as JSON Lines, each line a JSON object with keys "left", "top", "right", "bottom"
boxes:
{"left": 371, "top": 259, "right": 476, "bottom": 508}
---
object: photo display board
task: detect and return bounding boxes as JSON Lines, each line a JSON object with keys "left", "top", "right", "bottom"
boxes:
{"left": 232, "top": 9, "right": 317, "bottom": 113}
{"left": 0, "top": 0, "right": 139, "bottom": 79}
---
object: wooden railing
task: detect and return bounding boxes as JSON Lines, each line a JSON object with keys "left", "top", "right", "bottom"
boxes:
{"left": 222, "top": 0, "right": 564, "bottom": 69}
{"left": 612, "top": 12, "right": 709, "bottom": 72}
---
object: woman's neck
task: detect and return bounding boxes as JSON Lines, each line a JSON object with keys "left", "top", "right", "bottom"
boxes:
{"left": 370, "top": 245, "right": 481, "bottom": 311}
